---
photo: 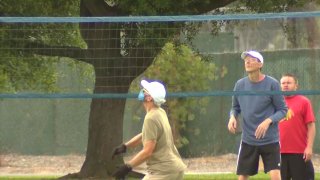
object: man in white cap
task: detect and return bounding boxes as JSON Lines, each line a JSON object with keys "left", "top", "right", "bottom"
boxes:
{"left": 228, "top": 50, "right": 287, "bottom": 180}
{"left": 112, "top": 79, "right": 186, "bottom": 180}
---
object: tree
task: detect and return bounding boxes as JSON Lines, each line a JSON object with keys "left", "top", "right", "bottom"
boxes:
{"left": 1, "top": 0, "right": 317, "bottom": 179}
{"left": 0, "top": 0, "right": 82, "bottom": 92}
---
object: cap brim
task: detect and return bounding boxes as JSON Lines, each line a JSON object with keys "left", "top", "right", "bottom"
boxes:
{"left": 141, "top": 80, "right": 151, "bottom": 93}
{"left": 241, "top": 52, "right": 248, "bottom": 59}
{"left": 141, "top": 80, "right": 148, "bottom": 88}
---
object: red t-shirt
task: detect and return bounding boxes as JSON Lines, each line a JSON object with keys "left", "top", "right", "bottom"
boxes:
{"left": 279, "top": 95, "right": 315, "bottom": 153}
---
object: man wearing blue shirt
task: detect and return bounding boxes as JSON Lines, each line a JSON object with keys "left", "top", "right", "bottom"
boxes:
{"left": 228, "top": 50, "right": 287, "bottom": 180}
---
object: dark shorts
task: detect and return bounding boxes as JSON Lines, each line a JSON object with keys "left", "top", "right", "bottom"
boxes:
{"left": 237, "top": 142, "right": 281, "bottom": 176}
{"left": 281, "top": 153, "right": 314, "bottom": 180}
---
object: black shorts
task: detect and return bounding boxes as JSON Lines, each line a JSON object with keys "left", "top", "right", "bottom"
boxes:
{"left": 237, "top": 142, "right": 281, "bottom": 176}
{"left": 281, "top": 153, "right": 314, "bottom": 180}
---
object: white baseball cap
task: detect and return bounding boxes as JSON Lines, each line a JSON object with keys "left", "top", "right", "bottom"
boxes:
{"left": 241, "top": 50, "right": 264, "bottom": 64}
{"left": 141, "top": 80, "right": 166, "bottom": 105}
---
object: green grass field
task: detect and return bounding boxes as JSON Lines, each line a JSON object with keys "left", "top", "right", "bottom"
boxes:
{"left": 1, "top": 173, "right": 319, "bottom": 180}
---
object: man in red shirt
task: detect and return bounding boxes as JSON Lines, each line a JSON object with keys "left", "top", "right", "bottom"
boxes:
{"left": 279, "top": 73, "right": 316, "bottom": 180}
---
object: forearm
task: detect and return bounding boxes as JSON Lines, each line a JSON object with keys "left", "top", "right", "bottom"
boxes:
{"left": 270, "top": 94, "right": 288, "bottom": 122}
{"left": 269, "top": 108, "right": 287, "bottom": 123}
{"left": 127, "top": 149, "right": 151, "bottom": 167}
{"left": 307, "top": 122, "right": 316, "bottom": 149}
{"left": 231, "top": 97, "right": 240, "bottom": 118}
{"left": 125, "top": 133, "right": 142, "bottom": 148}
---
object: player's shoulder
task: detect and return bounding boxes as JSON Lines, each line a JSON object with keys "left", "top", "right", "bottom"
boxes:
{"left": 265, "top": 75, "right": 279, "bottom": 83}
{"left": 295, "top": 95, "right": 311, "bottom": 102}
{"left": 146, "top": 108, "right": 164, "bottom": 121}
{"left": 236, "top": 76, "right": 249, "bottom": 84}
{"left": 264, "top": 76, "right": 281, "bottom": 89}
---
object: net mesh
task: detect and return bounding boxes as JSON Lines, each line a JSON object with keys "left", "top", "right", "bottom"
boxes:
{"left": 1, "top": 13, "right": 320, "bottom": 160}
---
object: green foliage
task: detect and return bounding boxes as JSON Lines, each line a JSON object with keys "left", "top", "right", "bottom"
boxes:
{"left": 0, "top": 0, "right": 86, "bottom": 93}
{"left": 131, "top": 42, "right": 221, "bottom": 147}
{"left": 0, "top": 55, "right": 59, "bottom": 93}
{"left": 239, "top": 0, "right": 310, "bottom": 12}
{"left": 117, "top": 0, "right": 212, "bottom": 15}
{"left": 0, "top": 0, "right": 80, "bottom": 16}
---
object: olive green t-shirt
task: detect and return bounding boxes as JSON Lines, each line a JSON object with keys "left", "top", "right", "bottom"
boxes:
{"left": 142, "top": 107, "right": 186, "bottom": 173}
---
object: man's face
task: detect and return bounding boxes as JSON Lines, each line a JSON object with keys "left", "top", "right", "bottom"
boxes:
{"left": 280, "top": 76, "right": 297, "bottom": 91}
{"left": 243, "top": 55, "right": 263, "bottom": 72}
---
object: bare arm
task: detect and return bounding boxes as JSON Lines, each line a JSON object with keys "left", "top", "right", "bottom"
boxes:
{"left": 304, "top": 122, "right": 316, "bottom": 161}
{"left": 125, "top": 133, "right": 142, "bottom": 148}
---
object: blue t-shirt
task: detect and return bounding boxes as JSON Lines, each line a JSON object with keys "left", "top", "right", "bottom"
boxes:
{"left": 230, "top": 75, "right": 287, "bottom": 145}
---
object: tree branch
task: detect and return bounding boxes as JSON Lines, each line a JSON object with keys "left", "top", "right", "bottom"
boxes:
{"left": 187, "top": 0, "right": 237, "bottom": 14}
{"left": 25, "top": 42, "right": 92, "bottom": 64}
{"left": 81, "top": 0, "right": 120, "bottom": 16}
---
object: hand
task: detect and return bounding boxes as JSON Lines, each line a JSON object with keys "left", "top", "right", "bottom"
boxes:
{"left": 304, "top": 146, "right": 313, "bottom": 162}
{"left": 228, "top": 115, "right": 238, "bottom": 134}
{"left": 112, "top": 144, "right": 127, "bottom": 159}
{"left": 255, "top": 118, "right": 272, "bottom": 139}
{"left": 112, "top": 164, "right": 132, "bottom": 179}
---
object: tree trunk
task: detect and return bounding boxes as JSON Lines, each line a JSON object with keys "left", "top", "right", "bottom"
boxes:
{"left": 80, "top": 98, "right": 126, "bottom": 178}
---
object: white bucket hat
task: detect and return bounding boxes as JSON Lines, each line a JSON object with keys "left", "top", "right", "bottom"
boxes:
{"left": 241, "top": 50, "right": 264, "bottom": 64}
{"left": 141, "top": 80, "right": 166, "bottom": 105}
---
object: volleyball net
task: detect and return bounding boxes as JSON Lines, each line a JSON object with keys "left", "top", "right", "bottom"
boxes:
{"left": 1, "top": 12, "right": 320, "bottom": 157}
